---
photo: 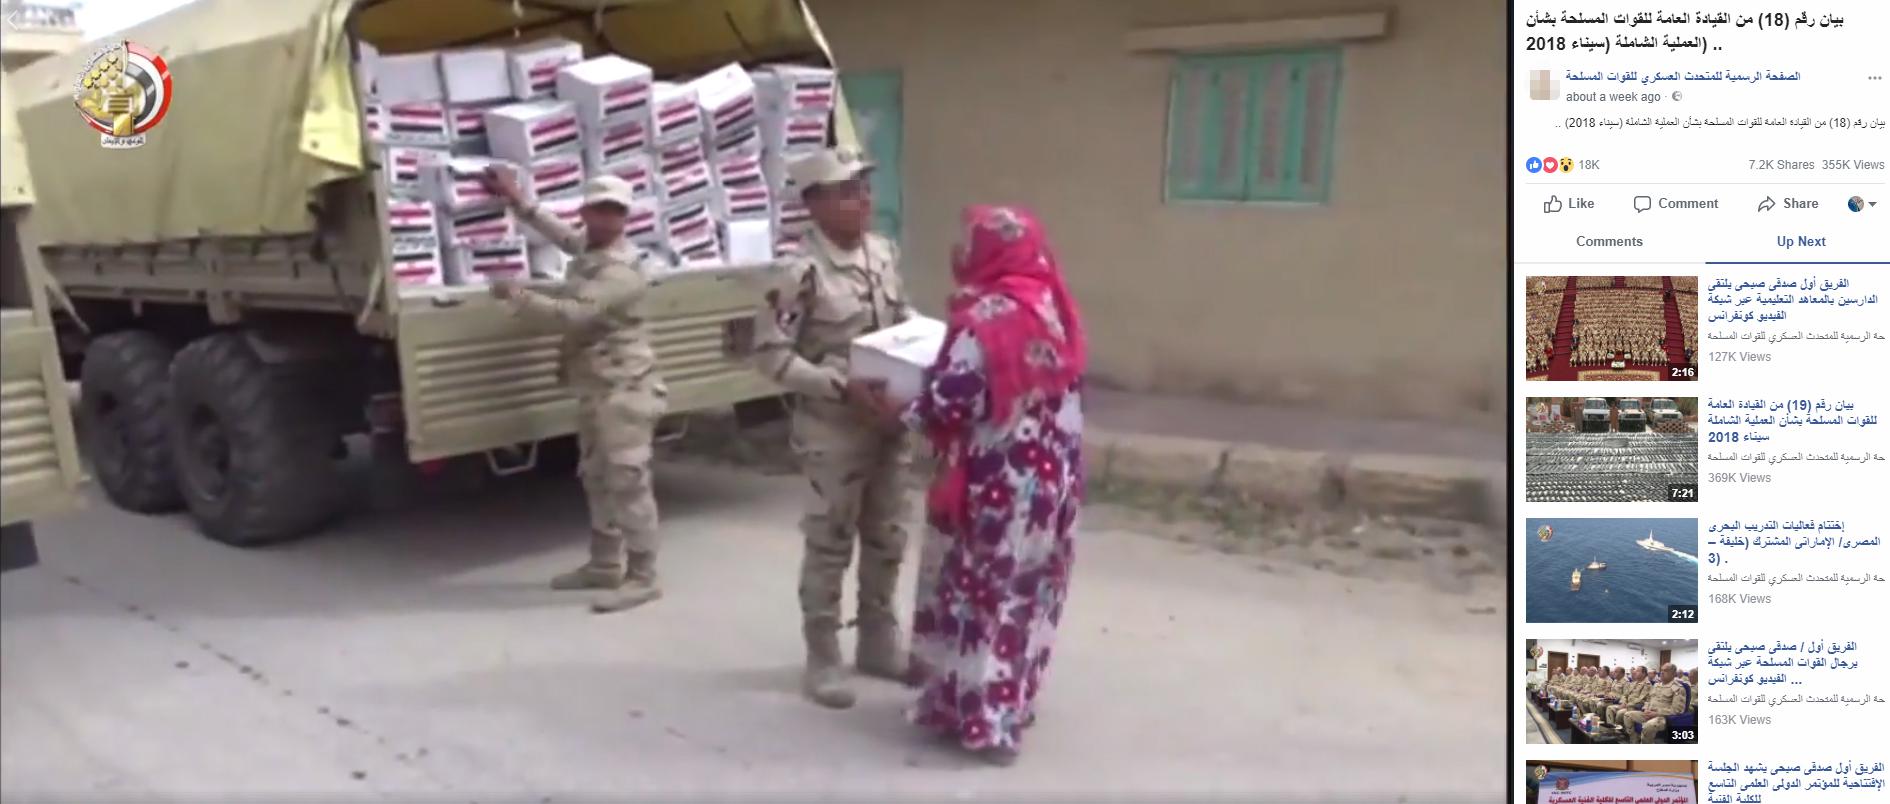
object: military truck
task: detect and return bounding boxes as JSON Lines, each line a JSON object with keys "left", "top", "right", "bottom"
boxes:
{"left": 1, "top": 70, "right": 86, "bottom": 572}
{"left": 7, "top": 0, "right": 861, "bottom": 546}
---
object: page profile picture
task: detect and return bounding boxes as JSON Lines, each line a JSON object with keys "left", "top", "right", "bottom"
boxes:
{"left": 1529, "top": 69, "right": 1558, "bottom": 101}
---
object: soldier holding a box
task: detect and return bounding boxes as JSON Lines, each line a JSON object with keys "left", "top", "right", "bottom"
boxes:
{"left": 746, "top": 148, "right": 914, "bottom": 709}
{"left": 482, "top": 168, "right": 670, "bottom": 615}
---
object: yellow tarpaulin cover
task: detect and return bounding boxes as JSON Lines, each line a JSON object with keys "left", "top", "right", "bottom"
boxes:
{"left": 1, "top": 71, "right": 36, "bottom": 208}
{"left": 7, "top": 0, "right": 853, "bottom": 247}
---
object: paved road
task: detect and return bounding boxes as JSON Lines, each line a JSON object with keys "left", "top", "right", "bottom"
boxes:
{"left": 1, "top": 459, "right": 1504, "bottom": 801}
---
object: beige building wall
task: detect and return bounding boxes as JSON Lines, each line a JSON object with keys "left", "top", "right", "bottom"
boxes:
{"left": 812, "top": 0, "right": 1507, "bottom": 424}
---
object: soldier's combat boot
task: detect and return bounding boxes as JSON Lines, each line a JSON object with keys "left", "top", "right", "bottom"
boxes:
{"left": 802, "top": 626, "right": 856, "bottom": 709}
{"left": 592, "top": 551, "right": 661, "bottom": 613}
{"left": 855, "top": 617, "right": 907, "bottom": 682}
{"left": 554, "top": 530, "right": 626, "bottom": 590}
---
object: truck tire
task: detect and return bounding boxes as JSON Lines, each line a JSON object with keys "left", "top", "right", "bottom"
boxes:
{"left": 79, "top": 330, "right": 182, "bottom": 513}
{"left": 168, "top": 332, "right": 344, "bottom": 546}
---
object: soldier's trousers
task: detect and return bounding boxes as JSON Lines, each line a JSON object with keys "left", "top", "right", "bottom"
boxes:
{"left": 791, "top": 404, "right": 912, "bottom": 636}
{"left": 575, "top": 384, "right": 668, "bottom": 579}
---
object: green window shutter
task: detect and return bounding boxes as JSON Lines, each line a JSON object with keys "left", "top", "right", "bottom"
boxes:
{"left": 1169, "top": 48, "right": 1343, "bottom": 204}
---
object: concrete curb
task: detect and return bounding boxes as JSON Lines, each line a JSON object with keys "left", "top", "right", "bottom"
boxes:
{"left": 1086, "top": 429, "right": 1501, "bottom": 525}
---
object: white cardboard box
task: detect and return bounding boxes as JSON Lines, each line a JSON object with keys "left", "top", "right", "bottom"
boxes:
{"left": 427, "top": 156, "right": 512, "bottom": 212}
{"left": 714, "top": 181, "right": 772, "bottom": 221}
{"left": 650, "top": 81, "right": 703, "bottom": 144}
{"left": 714, "top": 149, "right": 767, "bottom": 187}
{"left": 677, "top": 238, "right": 725, "bottom": 267}
{"left": 379, "top": 101, "right": 453, "bottom": 147}
{"left": 753, "top": 64, "right": 837, "bottom": 115}
{"left": 689, "top": 62, "right": 759, "bottom": 144}
{"left": 708, "top": 125, "right": 763, "bottom": 161}
{"left": 445, "top": 237, "right": 530, "bottom": 286}
{"left": 447, "top": 100, "right": 509, "bottom": 148}
{"left": 485, "top": 100, "right": 582, "bottom": 163}
{"left": 655, "top": 137, "right": 706, "bottom": 176}
{"left": 523, "top": 152, "right": 586, "bottom": 201}
{"left": 761, "top": 110, "right": 830, "bottom": 153}
{"left": 508, "top": 37, "right": 584, "bottom": 99}
{"left": 557, "top": 55, "right": 653, "bottom": 129}
{"left": 390, "top": 239, "right": 446, "bottom": 292}
{"left": 528, "top": 242, "right": 569, "bottom": 280}
{"left": 722, "top": 218, "right": 774, "bottom": 264}
{"left": 354, "top": 41, "right": 381, "bottom": 97}
{"left": 581, "top": 118, "right": 650, "bottom": 172}
{"left": 658, "top": 161, "right": 715, "bottom": 207}
{"left": 849, "top": 316, "right": 948, "bottom": 406}
{"left": 625, "top": 198, "right": 664, "bottom": 248}
{"left": 662, "top": 201, "right": 718, "bottom": 256}
{"left": 366, "top": 52, "right": 444, "bottom": 104}
{"left": 384, "top": 197, "right": 440, "bottom": 242}
{"left": 440, "top": 205, "right": 518, "bottom": 245}
{"left": 522, "top": 192, "right": 585, "bottom": 245}
{"left": 381, "top": 146, "right": 447, "bottom": 197}
{"left": 595, "top": 152, "right": 656, "bottom": 200}
{"left": 775, "top": 196, "right": 813, "bottom": 235}
{"left": 440, "top": 48, "right": 514, "bottom": 103}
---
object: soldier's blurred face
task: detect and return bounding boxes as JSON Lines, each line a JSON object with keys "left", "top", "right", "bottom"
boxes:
{"left": 805, "top": 177, "right": 872, "bottom": 242}
{"left": 581, "top": 201, "right": 628, "bottom": 247}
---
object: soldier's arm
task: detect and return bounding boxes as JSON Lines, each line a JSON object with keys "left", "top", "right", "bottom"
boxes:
{"left": 509, "top": 262, "right": 644, "bottom": 329}
{"left": 751, "top": 259, "right": 846, "bottom": 401}
{"left": 512, "top": 199, "right": 588, "bottom": 255}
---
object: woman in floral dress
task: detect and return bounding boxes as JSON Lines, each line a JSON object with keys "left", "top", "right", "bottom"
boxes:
{"left": 870, "top": 205, "right": 1085, "bottom": 766}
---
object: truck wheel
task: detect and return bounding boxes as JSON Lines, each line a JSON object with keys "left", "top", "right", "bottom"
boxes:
{"left": 168, "top": 333, "right": 344, "bottom": 546}
{"left": 78, "top": 331, "right": 182, "bottom": 513}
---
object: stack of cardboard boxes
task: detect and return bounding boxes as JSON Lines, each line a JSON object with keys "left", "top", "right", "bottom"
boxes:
{"left": 359, "top": 39, "right": 839, "bottom": 296}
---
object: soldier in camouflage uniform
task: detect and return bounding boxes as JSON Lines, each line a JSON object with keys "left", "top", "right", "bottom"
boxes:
{"left": 483, "top": 169, "right": 668, "bottom": 614}
{"left": 747, "top": 149, "right": 913, "bottom": 709}
{"left": 1623, "top": 663, "right": 1688, "bottom": 742}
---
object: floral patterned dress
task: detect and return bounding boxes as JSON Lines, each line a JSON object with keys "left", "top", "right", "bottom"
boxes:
{"left": 900, "top": 324, "right": 1083, "bottom": 753}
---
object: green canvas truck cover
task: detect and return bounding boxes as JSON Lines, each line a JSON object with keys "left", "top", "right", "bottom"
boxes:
{"left": 6, "top": 0, "right": 859, "bottom": 248}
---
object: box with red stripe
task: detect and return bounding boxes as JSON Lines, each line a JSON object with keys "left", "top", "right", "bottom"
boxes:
{"left": 650, "top": 82, "right": 704, "bottom": 145}
{"left": 558, "top": 55, "right": 654, "bottom": 130}
{"left": 753, "top": 65, "right": 838, "bottom": 115}
{"left": 597, "top": 153, "right": 657, "bottom": 200}
{"left": 524, "top": 152, "right": 585, "bottom": 201}
{"left": 761, "top": 110, "right": 831, "bottom": 155}
{"left": 713, "top": 182, "right": 772, "bottom": 222}
{"left": 713, "top": 150, "right": 767, "bottom": 190}
{"left": 658, "top": 161, "right": 715, "bottom": 208}
{"left": 425, "top": 156, "right": 513, "bottom": 212}
{"left": 709, "top": 126, "right": 763, "bottom": 162}
{"left": 448, "top": 100, "right": 508, "bottom": 147}
{"left": 445, "top": 237, "right": 530, "bottom": 287}
{"left": 662, "top": 201, "right": 719, "bottom": 257}
{"left": 656, "top": 138, "right": 707, "bottom": 176}
{"left": 624, "top": 198, "right": 663, "bottom": 248}
{"left": 689, "top": 63, "right": 759, "bottom": 144}
{"left": 486, "top": 100, "right": 582, "bottom": 163}
{"left": 522, "top": 193, "right": 585, "bottom": 246}
{"left": 581, "top": 119, "right": 650, "bottom": 173}
{"left": 380, "top": 146, "right": 447, "bottom": 198}
{"left": 384, "top": 198, "right": 441, "bottom": 243}
{"left": 389, "top": 240, "right": 445, "bottom": 291}
{"left": 441, "top": 206, "right": 518, "bottom": 245}
{"left": 507, "top": 37, "right": 583, "bottom": 100}
{"left": 362, "top": 103, "right": 386, "bottom": 143}
{"left": 381, "top": 101, "right": 452, "bottom": 147}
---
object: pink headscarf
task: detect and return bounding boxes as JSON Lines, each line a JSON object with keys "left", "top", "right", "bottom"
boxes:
{"left": 944, "top": 205, "right": 1086, "bottom": 418}
{"left": 923, "top": 205, "right": 1085, "bottom": 530}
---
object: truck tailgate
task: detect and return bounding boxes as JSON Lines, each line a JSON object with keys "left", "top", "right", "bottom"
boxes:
{"left": 0, "top": 310, "right": 83, "bottom": 526}
{"left": 395, "top": 273, "right": 774, "bottom": 462}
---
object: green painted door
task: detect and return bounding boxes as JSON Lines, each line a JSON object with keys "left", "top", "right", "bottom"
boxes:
{"left": 839, "top": 71, "right": 902, "bottom": 240}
